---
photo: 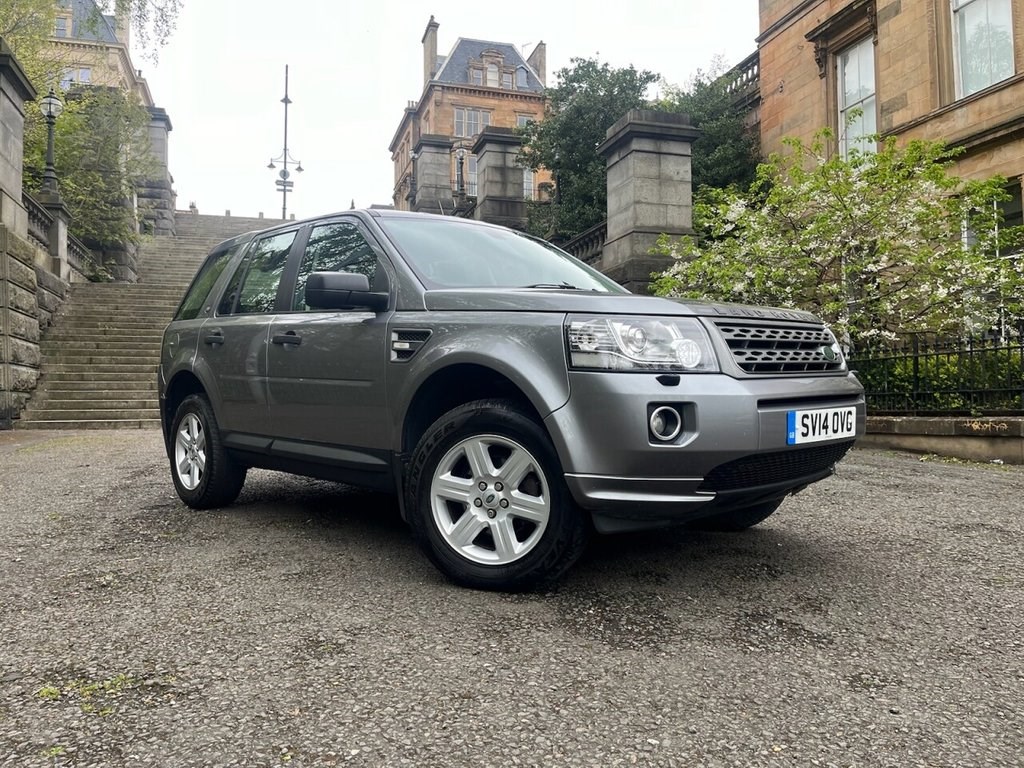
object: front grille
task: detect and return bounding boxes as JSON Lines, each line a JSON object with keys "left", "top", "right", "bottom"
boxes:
{"left": 714, "top": 322, "right": 845, "bottom": 374}
{"left": 699, "top": 441, "right": 854, "bottom": 493}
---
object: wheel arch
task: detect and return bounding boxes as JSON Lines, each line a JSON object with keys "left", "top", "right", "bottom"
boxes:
{"left": 401, "top": 364, "right": 547, "bottom": 458}
{"left": 162, "top": 370, "right": 208, "bottom": 452}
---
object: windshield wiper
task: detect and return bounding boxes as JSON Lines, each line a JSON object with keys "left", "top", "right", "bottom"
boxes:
{"left": 523, "top": 282, "right": 583, "bottom": 290}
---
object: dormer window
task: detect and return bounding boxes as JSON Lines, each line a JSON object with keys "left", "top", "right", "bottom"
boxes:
{"left": 471, "top": 68, "right": 483, "bottom": 86}
{"left": 516, "top": 67, "right": 528, "bottom": 89}
{"left": 486, "top": 64, "right": 499, "bottom": 88}
{"left": 502, "top": 71, "right": 513, "bottom": 89}
{"left": 55, "top": 16, "right": 68, "bottom": 37}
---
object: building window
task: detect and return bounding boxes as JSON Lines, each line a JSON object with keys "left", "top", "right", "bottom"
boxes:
{"left": 55, "top": 17, "right": 68, "bottom": 37}
{"left": 454, "top": 108, "right": 491, "bottom": 138}
{"left": 523, "top": 168, "right": 535, "bottom": 200}
{"left": 516, "top": 114, "right": 533, "bottom": 128}
{"left": 516, "top": 67, "right": 528, "bottom": 89}
{"left": 467, "top": 156, "right": 478, "bottom": 196}
{"left": 837, "top": 37, "right": 876, "bottom": 158}
{"left": 502, "top": 71, "right": 513, "bottom": 89}
{"left": 78, "top": 67, "right": 91, "bottom": 84}
{"left": 471, "top": 69, "right": 483, "bottom": 86}
{"left": 486, "top": 64, "right": 499, "bottom": 88}
{"left": 952, "top": 0, "right": 1015, "bottom": 97}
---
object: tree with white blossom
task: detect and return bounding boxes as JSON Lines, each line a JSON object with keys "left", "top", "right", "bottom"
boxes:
{"left": 652, "top": 129, "right": 1024, "bottom": 346}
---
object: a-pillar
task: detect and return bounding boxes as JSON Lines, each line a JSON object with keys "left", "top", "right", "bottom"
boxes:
{"left": 412, "top": 135, "right": 454, "bottom": 214}
{"left": 471, "top": 127, "right": 527, "bottom": 230}
{"left": 597, "top": 109, "right": 700, "bottom": 293}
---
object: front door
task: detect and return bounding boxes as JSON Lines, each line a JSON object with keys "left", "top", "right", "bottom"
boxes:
{"left": 266, "top": 219, "right": 392, "bottom": 457}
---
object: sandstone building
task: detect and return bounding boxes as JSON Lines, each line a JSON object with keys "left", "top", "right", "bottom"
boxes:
{"left": 755, "top": 0, "right": 1023, "bottom": 228}
{"left": 389, "top": 16, "right": 551, "bottom": 221}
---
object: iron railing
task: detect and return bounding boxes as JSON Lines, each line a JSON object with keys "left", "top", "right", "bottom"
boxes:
{"left": 850, "top": 324, "right": 1024, "bottom": 415}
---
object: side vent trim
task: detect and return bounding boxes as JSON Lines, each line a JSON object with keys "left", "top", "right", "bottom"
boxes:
{"left": 391, "top": 329, "right": 432, "bottom": 362}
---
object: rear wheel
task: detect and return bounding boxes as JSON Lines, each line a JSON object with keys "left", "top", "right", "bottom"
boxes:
{"left": 170, "top": 394, "right": 246, "bottom": 509}
{"left": 687, "top": 498, "right": 785, "bottom": 532}
{"left": 407, "top": 399, "right": 587, "bottom": 591}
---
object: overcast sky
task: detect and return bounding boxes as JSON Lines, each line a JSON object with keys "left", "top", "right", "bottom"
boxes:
{"left": 139, "top": 1, "right": 759, "bottom": 221}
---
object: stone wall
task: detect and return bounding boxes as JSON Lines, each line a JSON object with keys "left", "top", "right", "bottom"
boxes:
{"left": 0, "top": 226, "right": 43, "bottom": 428}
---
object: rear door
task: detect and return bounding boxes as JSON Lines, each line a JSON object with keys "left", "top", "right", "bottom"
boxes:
{"left": 266, "top": 218, "right": 393, "bottom": 459}
{"left": 199, "top": 228, "right": 300, "bottom": 434}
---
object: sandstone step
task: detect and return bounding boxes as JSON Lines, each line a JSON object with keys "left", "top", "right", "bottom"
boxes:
{"left": 19, "top": 407, "right": 160, "bottom": 421}
{"left": 16, "top": 419, "right": 161, "bottom": 430}
{"left": 36, "top": 379, "right": 157, "bottom": 391}
{"left": 24, "top": 398, "right": 159, "bottom": 412}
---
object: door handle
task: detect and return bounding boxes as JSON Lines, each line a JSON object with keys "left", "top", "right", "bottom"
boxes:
{"left": 203, "top": 331, "right": 224, "bottom": 346}
{"left": 272, "top": 331, "right": 302, "bottom": 347}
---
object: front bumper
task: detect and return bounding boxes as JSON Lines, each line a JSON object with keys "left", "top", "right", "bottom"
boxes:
{"left": 544, "top": 370, "right": 864, "bottom": 531}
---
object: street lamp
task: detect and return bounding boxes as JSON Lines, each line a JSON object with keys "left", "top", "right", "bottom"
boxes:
{"left": 40, "top": 88, "right": 64, "bottom": 195}
{"left": 454, "top": 147, "right": 466, "bottom": 196}
{"left": 266, "top": 65, "right": 304, "bottom": 220}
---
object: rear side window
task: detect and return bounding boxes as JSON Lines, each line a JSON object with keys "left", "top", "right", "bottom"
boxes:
{"left": 174, "top": 242, "right": 245, "bottom": 321}
{"left": 231, "top": 231, "right": 297, "bottom": 314}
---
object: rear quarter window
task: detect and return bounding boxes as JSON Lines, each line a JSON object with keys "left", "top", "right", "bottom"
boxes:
{"left": 174, "top": 242, "right": 246, "bottom": 321}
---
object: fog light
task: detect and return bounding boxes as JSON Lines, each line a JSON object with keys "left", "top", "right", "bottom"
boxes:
{"left": 649, "top": 406, "right": 682, "bottom": 442}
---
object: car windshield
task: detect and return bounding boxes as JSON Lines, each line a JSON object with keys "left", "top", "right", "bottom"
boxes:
{"left": 377, "top": 217, "right": 627, "bottom": 293}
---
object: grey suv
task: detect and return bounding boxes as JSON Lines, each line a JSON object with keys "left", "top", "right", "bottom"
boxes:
{"left": 159, "top": 210, "right": 864, "bottom": 590}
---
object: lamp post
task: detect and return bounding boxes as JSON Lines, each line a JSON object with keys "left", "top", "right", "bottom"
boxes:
{"left": 266, "top": 65, "right": 303, "bottom": 220}
{"left": 40, "top": 89, "right": 64, "bottom": 195}
{"left": 454, "top": 147, "right": 466, "bottom": 196}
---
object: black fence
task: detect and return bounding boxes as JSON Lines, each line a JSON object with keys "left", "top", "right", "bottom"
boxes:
{"left": 849, "top": 323, "right": 1024, "bottom": 415}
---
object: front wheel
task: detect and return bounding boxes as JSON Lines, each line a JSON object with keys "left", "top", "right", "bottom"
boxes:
{"left": 686, "top": 498, "right": 785, "bottom": 532}
{"left": 406, "top": 399, "right": 587, "bottom": 591}
{"left": 169, "top": 394, "right": 246, "bottom": 509}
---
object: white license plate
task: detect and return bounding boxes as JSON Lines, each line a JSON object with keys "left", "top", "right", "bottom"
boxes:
{"left": 787, "top": 406, "right": 857, "bottom": 445}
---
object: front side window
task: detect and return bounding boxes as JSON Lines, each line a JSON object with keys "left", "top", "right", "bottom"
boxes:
{"left": 837, "top": 37, "right": 877, "bottom": 158}
{"left": 233, "top": 231, "right": 296, "bottom": 314}
{"left": 293, "top": 222, "right": 382, "bottom": 310}
{"left": 454, "top": 108, "right": 491, "bottom": 138}
{"left": 952, "top": 0, "right": 1015, "bottom": 97}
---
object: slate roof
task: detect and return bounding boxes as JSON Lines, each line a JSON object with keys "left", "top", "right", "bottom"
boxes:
{"left": 433, "top": 38, "right": 544, "bottom": 93}
{"left": 59, "top": 0, "right": 120, "bottom": 44}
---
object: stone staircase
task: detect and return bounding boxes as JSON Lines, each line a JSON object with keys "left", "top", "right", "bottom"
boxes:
{"left": 17, "top": 212, "right": 281, "bottom": 429}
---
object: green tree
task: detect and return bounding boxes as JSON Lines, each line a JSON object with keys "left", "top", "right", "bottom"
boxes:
{"left": 23, "top": 86, "right": 156, "bottom": 251}
{"left": 518, "top": 57, "right": 658, "bottom": 240}
{"left": 653, "top": 130, "right": 1024, "bottom": 345}
{"left": 657, "top": 56, "right": 760, "bottom": 191}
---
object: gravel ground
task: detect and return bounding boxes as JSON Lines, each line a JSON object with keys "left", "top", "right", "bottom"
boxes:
{"left": 0, "top": 429, "right": 1021, "bottom": 768}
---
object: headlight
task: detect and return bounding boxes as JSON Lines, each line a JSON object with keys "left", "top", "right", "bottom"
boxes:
{"left": 566, "top": 315, "right": 719, "bottom": 372}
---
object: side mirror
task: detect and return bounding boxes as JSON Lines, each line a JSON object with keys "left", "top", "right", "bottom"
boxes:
{"left": 304, "top": 271, "right": 388, "bottom": 312}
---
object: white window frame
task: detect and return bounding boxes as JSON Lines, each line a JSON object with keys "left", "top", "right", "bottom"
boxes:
{"left": 486, "top": 64, "right": 499, "bottom": 88}
{"left": 836, "top": 37, "right": 877, "bottom": 158}
{"left": 454, "top": 108, "right": 491, "bottom": 138}
{"left": 523, "top": 168, "right": 535, "bottom": 200}
{"left": 951, "top": 0, "right": 1015, "bottom": 98}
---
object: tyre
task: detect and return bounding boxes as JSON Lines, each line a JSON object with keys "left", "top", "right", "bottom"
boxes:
{"left": 169, "top": 394, "right": 246, "bottom": 509}
{"left": 406, "top": 399, "right": 588, "bottom": 591}
{"left": 687, "top": 498, "right": 785, "bottom": 532}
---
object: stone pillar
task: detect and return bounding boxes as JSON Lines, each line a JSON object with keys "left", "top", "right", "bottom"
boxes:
{"left": 471, "top": 127, "right": 528, "bottom": 230}
{"left": 597, "top": 109, "right": 701, "bottom": 293}
{"left": 412, "top": 134, "right": 454, "bottom": 214}
{"left": 138, "top": 106, "right": 176, "bottom": 236}
{"left": 0, "top": 38, "right": 36, "bottom": 239}
{"left": 38, "top": 196, "right": 72, "bottom": 281}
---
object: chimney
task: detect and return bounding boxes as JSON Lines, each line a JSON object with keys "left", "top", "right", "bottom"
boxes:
{"left": 422, "top": 15, "right": 439, "bottom": 86}
{"left": 115, "top": 7, "right": 131, "bottom": 49}
{"left": 527, "top": 41, "right": 546, "bottom": 87}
